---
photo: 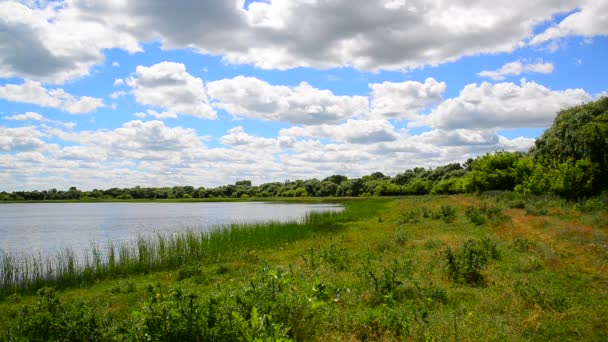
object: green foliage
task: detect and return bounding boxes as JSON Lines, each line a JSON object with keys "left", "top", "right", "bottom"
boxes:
{"left": 439, "top": 205, "right": 457, "bottom": 224}
{"left": 516, "top": 158, "right": 598, "bottom": 199}
{"left": 532, "top": 97, "right": 608, "bottom": 191}
{"left": 14, "top": 288, "right": 108, "bottom": 341}
{"left": 465, "top": 151, "right": 525, "bottom": 193}
{"left": 464, "top": 204, "right": 511, "bottom": 226}
{"left": 444, "top": 238, "right": 499, "bottom": 285}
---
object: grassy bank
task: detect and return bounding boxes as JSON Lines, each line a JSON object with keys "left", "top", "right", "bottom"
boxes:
{"left": 1, "top": 195, "right": 607, "bottom": 340}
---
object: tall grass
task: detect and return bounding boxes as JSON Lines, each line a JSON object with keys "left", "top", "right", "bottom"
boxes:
{"left": 0, "top": 201, "right": 382, "bottom": 298}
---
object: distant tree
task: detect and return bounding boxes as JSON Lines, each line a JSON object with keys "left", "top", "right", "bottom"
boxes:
{"left": 465, "top": 152, "right": 524, "bottom": 193}
{"left": 531, "top": 97, "right": 608, "bottom": 193}
{"left": 323, "top": 174, "right": 348, "bottom": 185}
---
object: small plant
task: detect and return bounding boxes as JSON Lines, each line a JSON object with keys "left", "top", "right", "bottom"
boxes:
{"left": 513, "top": 280, "right": 570, "bottom": 311}
{"left": 107, "top": 280, "right": 137, "bottom": 294}
{"left": 177, "top": 264, "right": 202, "bottom": 281}
{"left": 320, "top": 237, "right": 350, "bottom": 271}
{"left": 232, "top": 307, "right": 293, "bottom": 341}
{"left": 396, "top": 210, "right": 420, "bottom": 224}
{"left": 464, "top": 206, "right": 486, "bottom": 225}
{"left": 394, "top": 229, "right": 408, "bottom": 246}
{"left": 513, "top": 237, "right": 531, "bottom": 252}
{"left": 14, "top": 288, "right": 106, "bottom": 340}
{"left": 465, "top": 205, "right": 510, "bottom": 226}
{"left": 439, "top": 205, "right": 457, "bottom": 223}
{"left": 444, "top": 238, "right": 499, "bottom": 285}
{"left": 421, "top": 207, "right": 433, "bottom": 219}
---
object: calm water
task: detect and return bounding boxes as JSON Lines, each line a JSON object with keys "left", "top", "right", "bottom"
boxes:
{"left": 0, "top": 202, "right": 342, "bottom": 256}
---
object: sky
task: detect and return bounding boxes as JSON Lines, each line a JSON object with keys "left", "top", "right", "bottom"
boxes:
{"left": 1, "top": 0, "right": 607, "bottom": 191}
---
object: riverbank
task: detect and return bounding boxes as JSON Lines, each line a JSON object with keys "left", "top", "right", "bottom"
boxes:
{"left": 1, "top": 195, "right": 606, "bottom": 340}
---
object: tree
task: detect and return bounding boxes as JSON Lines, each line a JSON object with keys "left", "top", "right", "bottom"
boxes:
{"left": 465, "top": 151, "right": 523, "bottom": 193}
{"left": 532, "top": 97, "right": 608, "bottom": 192}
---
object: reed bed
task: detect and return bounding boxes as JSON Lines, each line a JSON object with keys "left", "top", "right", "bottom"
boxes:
{"left": 0, "top": 210, "right": 343, "bottom": 297}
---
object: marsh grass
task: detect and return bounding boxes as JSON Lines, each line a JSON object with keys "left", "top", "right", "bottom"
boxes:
{"left": 2, "top": 195, "right": 607, "bottom": 340}
{"left": 0, "top": 207, "right": 351, "bottom": 298}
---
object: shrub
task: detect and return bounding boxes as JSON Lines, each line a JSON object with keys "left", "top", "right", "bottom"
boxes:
{"left": 444, "top": 238, "right": 499, "bottom": 285}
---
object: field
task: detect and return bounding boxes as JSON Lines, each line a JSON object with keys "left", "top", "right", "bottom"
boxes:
{"left": 1, "top": 194, "right": 607, "bottom": 341}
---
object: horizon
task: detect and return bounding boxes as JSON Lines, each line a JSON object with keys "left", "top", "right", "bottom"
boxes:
{"left": 1, "top": 1, "right": 607, "bottom": 191}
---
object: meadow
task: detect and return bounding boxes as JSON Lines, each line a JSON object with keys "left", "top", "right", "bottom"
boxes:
{"left": 0, "top": 194, "right": 607, "bottom": 341}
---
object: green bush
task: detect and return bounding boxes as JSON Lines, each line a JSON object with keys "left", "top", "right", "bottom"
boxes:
{"left": 444, "top": 238, "right": 499, "bottom": 285}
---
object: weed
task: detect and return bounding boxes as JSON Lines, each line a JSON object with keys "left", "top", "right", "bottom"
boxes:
{"left": 394, "top": 228, "right": 408, "bottom": 246}
{"left": 397, "top": 210, "right": 420, "bottom": 224}
{"left": 444, "top": 238, "right": 499, "bottom": 285}
{"left": 513, "top": 280, "right": 571, "bottom": 311}
{"left": 465, "top": 206, "right": 486, "bottom": 225}
{"left": 465, "top": 204, "right": 510, "bottom": 226}
{"left": 439, "top": 205, "right": 457, "bottom": 223}
{"left": 107, "top": 280, "right": 137, "bottom": 294}
{"left": 513, "top": 237, "right": 531, "bottom": 252}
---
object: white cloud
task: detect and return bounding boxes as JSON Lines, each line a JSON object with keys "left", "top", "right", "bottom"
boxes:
{"left": 221, "top": 0, "right": 573, "bottom": 71}
{"left": 109, "top": 90, "right": 127, "bottom": 99}
{"left": 0, "top": 1, "right": 140, "bottom": 83}
{"left": 4, "top": 112, "right": 44, "bottom": 121}
{"left": 0, "top": 80, "right": 104, "bottom": 114}
{"left": 416, "top": 80, "right": 592, "bottom": 130}
{"left": 3, "top": 111, "right": 76, "bottom": 129}
{"left": 220, "top": 126, "right": 278, "bottom": 150}
{"left": 207, "top": 76, "right": 368, "bottom": 124}
{"left": 127, "top": 62, "right": 216, "bottom": 119}
{"left": 113, "top": 78, "right": 125, "bottom": 86}
{"left": 478, "top": 60, "right": 554, "bottom": 80}
{"left": 0, "top": 0, "right": 589, "bottom": 82}
{"left": 279, "top": 119, "right": 398, "bottom": 144}
{"left": 0, "top": 126, "right": 47, "bottom": 152}
{"left": 369, "top": 78, "right": 445, "bottom": 119}
{"left": 531, "top": 1, "right": 608, "bottom": 45}
{"left": 112, "top": 61, "right": 120, "bottom": 67}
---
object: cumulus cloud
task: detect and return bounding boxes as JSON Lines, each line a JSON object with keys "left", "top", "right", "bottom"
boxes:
{"left": 65, "top": 120, "right": 205, "bottom": 153}
{"left": 109, "top": 90, "right": 127, "bottom": 99}
{"left": 531, "top": 1, "right": 608, "bottom": 45}
{"left": 369, "top": 78, "right": 445, "bottom": 119}
{"left": 3, "top": 112, "right": 76, "bottom": 129}
{"left": 127, "top": 62, "right": 216, "bottom": 119}
{"left": 280, "top": 119, "right": 398, "bottom": 144}
{"left": 0, "top": 80, "right": 103, "bottom": 114}
{"left": 0, "top": 126, "right": 47, "bottom": 152}
{"left": 207, "top": 76, "right": 368, "bottom": 124}
{"left": 478, "top": 60, "right": 554, "bottom": 80}
{"left": 220, "top": 126, "right": 278, "bottom": 150}
{"left": 1, "top": 0, "right": 590, "bottom": 81}
{"left": 4, "top": 112, "right": 44, "bottom": 121}
{"left": 416, "top": 80, "right": 592, "bottom": 130}
{"left": 218, "top": 0, "right": 572, "bottom": 70}
{"left": 0, "top": 1, "right": 140, "bottom": 83}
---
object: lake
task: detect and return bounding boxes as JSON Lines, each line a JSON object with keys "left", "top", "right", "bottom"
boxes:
{"left": 0, "top": 202, "right": 343, "bottom": 256}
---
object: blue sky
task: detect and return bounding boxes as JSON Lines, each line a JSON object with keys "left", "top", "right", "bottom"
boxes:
{"left": 1, "top": 0, "right": 607, "bottom": 191}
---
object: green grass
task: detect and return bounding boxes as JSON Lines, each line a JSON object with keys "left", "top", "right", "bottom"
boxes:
{"left": 1, "top": 195, "right": 607, "bottom": 341}
{"left": 0, "top": 198, "right": 386, "bottom": 298}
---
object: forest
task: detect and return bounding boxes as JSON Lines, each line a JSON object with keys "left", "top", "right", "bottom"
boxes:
{"left": 3, "top": 97, "right": 607, "bottom": 202}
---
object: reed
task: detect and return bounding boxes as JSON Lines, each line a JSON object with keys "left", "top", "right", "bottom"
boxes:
{"left": 0, "top": 205, "right": 359, "bottom": 298}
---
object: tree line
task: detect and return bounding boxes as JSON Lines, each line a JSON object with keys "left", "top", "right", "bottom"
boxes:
{"left": 2, "top": 97, "right": 606, "bottom": 201}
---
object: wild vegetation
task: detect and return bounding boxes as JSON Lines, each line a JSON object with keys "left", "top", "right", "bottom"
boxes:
{"left": 1, "top": 194, "right": 606, "bottom": 340}
{"left": 0, "top": 98, "right": 607, "bottom": 340}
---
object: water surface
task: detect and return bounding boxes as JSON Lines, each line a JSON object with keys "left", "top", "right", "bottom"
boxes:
{"left": 0, "top": 202, "right": 342, "bottom": 256}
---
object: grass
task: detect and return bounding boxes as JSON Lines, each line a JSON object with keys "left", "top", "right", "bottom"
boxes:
{"left": 0, "top": 203, "right": 360, "bottom": 298}
{"left": 1, "top": 195, "right": 607, "bottom": 341}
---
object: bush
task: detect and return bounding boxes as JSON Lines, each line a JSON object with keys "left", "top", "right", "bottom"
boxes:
{"left": 444, "top": 238, "right": 499, "bottom": 285}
